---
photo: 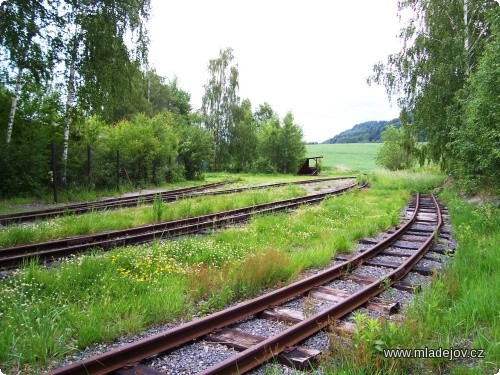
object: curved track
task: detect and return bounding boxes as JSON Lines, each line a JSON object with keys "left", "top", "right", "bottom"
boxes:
{"left": 0, "top": 181, "right": 359, "bottom": 269}
{"left": 45, "top": 193, "right": 445, "bottom": 374}
{"left": 0, "top": 182, "right": 227, "bottom": 225}
{"left": 0, "top": 177, "right": 355, "bottom": 226}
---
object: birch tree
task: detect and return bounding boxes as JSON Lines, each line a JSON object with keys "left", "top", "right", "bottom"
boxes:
{"left": 0, "top": 0, "right": 59, "bottom": 144}
{"left": 58, "top": 0, "right": 151, "bottom": 185}
{"left": 201, "top": 47, "right": 240, "bottom": 170}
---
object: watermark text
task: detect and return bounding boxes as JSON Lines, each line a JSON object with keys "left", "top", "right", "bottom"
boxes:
{"left": 383, "top": 347, "right": 485, "bottom": 361}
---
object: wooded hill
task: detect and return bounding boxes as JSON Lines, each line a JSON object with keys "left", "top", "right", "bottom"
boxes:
{"left": 322, "top": 118, "right": 401, "bottom": 144}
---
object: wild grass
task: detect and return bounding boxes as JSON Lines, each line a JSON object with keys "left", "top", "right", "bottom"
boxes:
{"left": 321, "top": 188, "right": 499, "bottom": 374}
{"left": 0, "top": 170, "right": 446, "bottom": 373}
{"left": 0, "top": 185, "right": 305, "bottom": 248}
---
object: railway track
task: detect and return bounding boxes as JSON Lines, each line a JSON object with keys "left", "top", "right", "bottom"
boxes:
{"left": 45, "top": 193, "right": 449, "bottom": 374}
{"left": 0, "top": 181, "right": 359, "bottom": 270}
{"left": 0, "top": 181, "right": 227, "bottom": 226}
{"left": 0, "top": 177, "right": 355, "bottom": 226}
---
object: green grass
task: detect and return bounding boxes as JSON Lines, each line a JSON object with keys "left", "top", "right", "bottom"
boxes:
{"left": 0, "top": 180, "right": 223, "bottom": 215}
{"left": 306, "top": 143, "right": 381, "bottom": 172}
{"left": 0, "top": 170, "right": 446, "bottom": 373}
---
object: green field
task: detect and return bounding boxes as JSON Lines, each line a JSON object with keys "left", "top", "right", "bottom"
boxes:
{"left": 306, "top": 143, "right": 381, "bottom": 172}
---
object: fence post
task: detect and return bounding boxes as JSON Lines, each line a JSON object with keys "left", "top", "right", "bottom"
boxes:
{"left": 51, "top": 142, "right": 58, "bottom": 203}
{"left": 116, "top": 149, "right": 120, "bottom": 190}
{"left": 87, "top": 145, "right": 91, "bottom": 189}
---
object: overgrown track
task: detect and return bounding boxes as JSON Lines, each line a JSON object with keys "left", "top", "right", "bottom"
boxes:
{"left": 0, "top": 177, "right": 355, "bottom": 225}
{"left": 0, "top": 181, "right": 227, "bottom": 226}
{"left": 0, "top": 181, "right": 359, "bottom": 270}
{"left": 45, "top": 193, "right": 445, "bottom": 374}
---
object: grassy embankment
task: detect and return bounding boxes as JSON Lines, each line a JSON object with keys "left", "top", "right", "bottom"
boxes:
{"left": 0, "top": 170, "right": 442, "bottom": 373}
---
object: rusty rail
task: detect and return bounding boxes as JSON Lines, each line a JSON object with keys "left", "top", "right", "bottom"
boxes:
{"left": 0, "top": 177, "right": 355, "bottom": 225}
{"left": 0, "top": 181, "right": 228, "bottom": 225}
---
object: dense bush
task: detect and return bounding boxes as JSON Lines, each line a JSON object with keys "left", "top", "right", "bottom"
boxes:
{"left": 256, "top": 112, "right": 306, "bottom": 174}
{"left": 375, "top": 124, "right": 417, "bottom": 171}
{"left": 0, "top": 107, "right": 214, "bottom": 196}
{"left": 0, "top": 88, "right": 62, "bottom": 197}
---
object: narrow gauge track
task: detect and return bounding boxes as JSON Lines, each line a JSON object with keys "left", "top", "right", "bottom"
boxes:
{"left": 0, "top": 181, "right": 358, "bottom": 270}
{"left": 46, "top": 193, "right": 444, "bottom": 375}
{"left": 0, "top": 181, "right": 228, "bottom": 226}
{"left": 0, "top": 177, "right": 355, "bottom": 226}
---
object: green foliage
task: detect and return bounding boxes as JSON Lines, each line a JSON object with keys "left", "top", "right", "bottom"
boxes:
{"left": 370, "top": 0, "right": 498, "bottom": 191}
{"left": 152, "top": 194, "right": 164, "bottom": 222}
{"left": 278, "top": 112, "right": 307, "bottom": 173}
{"left": 176, "top": 117, "right": 214, "bottom": 180}
{"left": 257, "top": 112, "right": 306, "bottom": 174}
{"left": 0, "top": 0, "right": 59, "bottom": 83}
{"left": 144, "top": 72, "right": 191, "bottom": 116}
{"left": 229, "top": 98, "right": 258, "bottom": 172}
{"left": 375, "top": 123, "right": 417, "bottom": 171}
{"left": 0, "top": 85, "right": 63, "bottom": 197}
{"left": 253, "top": 102, "right": 275, "bottom": 123}
{"left": 200, "top": 51, "right": 306, "bottom": 174}
{"left": 63, "top": 0, "right": 151, "bottom": 124}
{"left": 103, "top": 113, "right": 178, "bottom": 186}
{"left": 352, "top": 312, "right": 384, "bottom": 354}
{"left": 450, "top": 8, "right": 500, "bottom": 192}
{"left": 62, "top": 112, "right": 208, "bottom": 191}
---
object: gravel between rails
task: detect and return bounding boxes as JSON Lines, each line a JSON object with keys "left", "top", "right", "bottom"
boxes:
{"left": 147, "top": 341, "right": 238, "bottom": 374}
{"left": 280, "top": 295, "right": 336, "bottom": 316}
{"left": 373, "top": 255, "right": 407, "bottom": 264}
{"left": 384, "top": 246, "right": 416, "bottom": 256}
{"left": 234, "top": 318, "right": 292, "bottom": 338}
{"left": 325, "top": 279, "right": 365, "bottom": 294}
{"left": 351, "top": 265, "right": 394, "bottom": 278}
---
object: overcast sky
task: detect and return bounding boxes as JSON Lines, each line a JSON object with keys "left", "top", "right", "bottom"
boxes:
{"left": 148, "top": 0, "right": 403, "bottom": 142}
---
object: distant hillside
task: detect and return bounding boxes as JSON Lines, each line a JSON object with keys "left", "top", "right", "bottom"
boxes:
{"left": 322, "top": 118, "right": 401, "bottom": 144}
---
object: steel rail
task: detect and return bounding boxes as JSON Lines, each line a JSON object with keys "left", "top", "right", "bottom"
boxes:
{"left": 170, "top": 177, "right": 357, "bottom": 202}
{"left": 0, "top": 182, "right": 229, "bottom": 225}
{"left": 200, "top": 195, "right": 442, "bottom": 374}
{"left": 0, "top": 177, "right": 355, "bottom": 225}
{"left": 0, "top": 182, "right": 358, "bottom": 269}
{"left": 45, "top": 191, "right": 421, "bottom": 375}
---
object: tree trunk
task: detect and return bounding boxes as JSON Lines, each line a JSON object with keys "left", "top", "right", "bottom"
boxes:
{"left": 6, "top": 68, "right": 23, "bottom": 144}
{"left": 61, "top": 38, "right": 78, "bottom": 186}
{"left": 464, "top": 0, "right": 470, "bottom": 75}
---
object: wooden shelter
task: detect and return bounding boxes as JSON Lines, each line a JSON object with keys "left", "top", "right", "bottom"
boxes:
{"left": 297, "top": 156, "right": 323, "bottom": 175}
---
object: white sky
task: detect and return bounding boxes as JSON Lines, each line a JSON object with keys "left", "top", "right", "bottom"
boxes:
{"left": 148, "top": 0, "right": 403, "bottom": 142}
